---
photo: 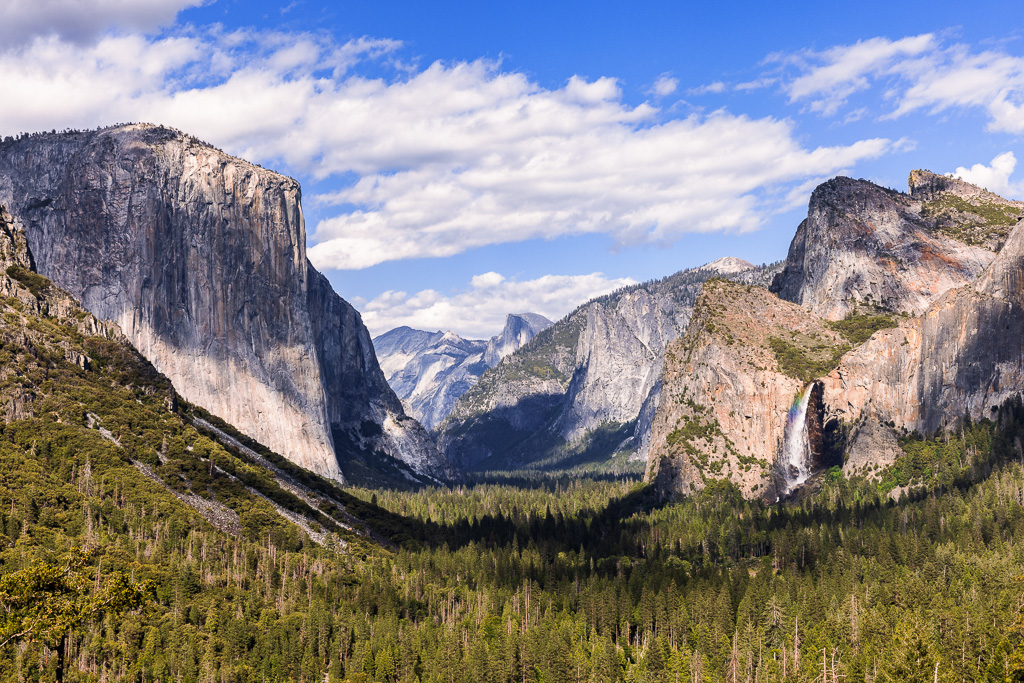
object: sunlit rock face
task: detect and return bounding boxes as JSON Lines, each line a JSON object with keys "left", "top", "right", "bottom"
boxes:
{"left": 645, "top": 280, "right": 844, "bottom": 501}
{"left": 770, "top": 173, "right": 1017, "bottom": 320}
{"left": 648, "top": 171, "right": 1024, "bottom": 500}
{"left": 822, "top": 212, "right": 1024, "bottom": 441}
{"left": 774, "top": 171, "right": 1024, "bottom": 479}
{"left": 0, "top": 124, "right": 451, "bottom": 482}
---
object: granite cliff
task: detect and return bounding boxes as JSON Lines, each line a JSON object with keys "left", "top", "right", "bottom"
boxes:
{"left": 0, "top": 205, "right": 404, "bottom": 546}
{"left": 770, "top": 172, "right": 1019, "bottom": 320}
{"left": 648, "top": 170, "right": 1024, "bottom": 500}
{"left": 438, "top": 259, "right": 780, "bottom": 472}
{"left": 0, "top": 124, "right": 450, "bottom": 484}
{"left": 373, "top": 313, "right": 551, "bottom": 430}
{"left": 822, "top": 212, "right": 1024, "bottom": 461}
{"left": 645, "top": 280, "right": 849, "bottom": 499}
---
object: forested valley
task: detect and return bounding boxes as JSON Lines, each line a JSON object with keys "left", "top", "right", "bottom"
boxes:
{"left": 0, "top": 147, "right": 1022, "bottom": 682}
{"left": 5, "top": 390, "right": 1024, "bottom": 682}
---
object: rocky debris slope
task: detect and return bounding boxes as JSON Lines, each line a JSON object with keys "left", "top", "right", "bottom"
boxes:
{"left": 374, "top": 313, "right": 551, "bottom": 430}
{"left": 770, "top": 172, "right": 1018, "bottom": 320}
{"left": 0, "top": 124, "right": 450, "bottom": 484}
{"left": 438, "top": 260, "right": 780, "bottom": 472}
{"left": 645, "top": 280, "right": 849, "bottom": 499}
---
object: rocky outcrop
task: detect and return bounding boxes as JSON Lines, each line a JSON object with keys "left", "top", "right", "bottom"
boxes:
{"left": 910, "top": 170, "right": 1024, "bottom": 249}
{"left": 374, "top": 313, "right": 551, "bottom": 430}
{"left": 770, "top": 172, "right": 1015, "bottom": 320}
{"left": 645, "top": 280, "right": 847, "bottom": 499}
{"left": 0, "top": 124, "right": 449, "bottom": 483}
{"left": 438, "top": 260, "right": 780, "bottom": 472}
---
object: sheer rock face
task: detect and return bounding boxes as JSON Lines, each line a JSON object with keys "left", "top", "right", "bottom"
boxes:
{"left": 770, "top": 174, "right": 1009, "bottom": 321}
{"left": 822, "top": 214, "right": 1024, "bottom": 438}
{"left": 438, "top": 260, "right": 780, "bottom": 471}
{"left": 645, "top": 281, "right": 844, "bottom": 500}
{"left": 0, "top": 206, "right": 119, "bottom": 336}
{"left": 0, "top": 124, "right": 447, "bottom": 482}
{"left": 0, "top": 206, "right": 163, "bottom": 420}
{"left": 555, "top": 287, "right": 687, "bottom": 442}
{"left": 374, "top": 313, "right": 551, "bottom": 431}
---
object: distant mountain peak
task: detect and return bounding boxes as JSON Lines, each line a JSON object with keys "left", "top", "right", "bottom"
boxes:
{"left": 374, "top": 312, "right": 552, "bottom": 430}
{"left": 506, "top": 312, "right": 554, "bottom": 327}
{"left": 699, "top": 256, "right": 755, "bottom": 274}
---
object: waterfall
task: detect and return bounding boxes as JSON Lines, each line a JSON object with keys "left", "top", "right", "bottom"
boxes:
{"left": 780, "top": 383, "right": 815, "bottom": 496}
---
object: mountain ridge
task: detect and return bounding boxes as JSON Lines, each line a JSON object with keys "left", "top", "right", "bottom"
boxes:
{"left": 437, "top": 259, "right": 781, "bottom": 473}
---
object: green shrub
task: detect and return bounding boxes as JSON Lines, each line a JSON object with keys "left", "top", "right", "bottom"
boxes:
{"left": 826, "top": 313, "right": 898, "bottom": 345}
{"left": 5, "top": 265, "right": 50, "bottom": 296}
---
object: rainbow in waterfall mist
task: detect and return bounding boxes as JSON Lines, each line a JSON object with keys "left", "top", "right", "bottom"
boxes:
{"left": 780, "top": 383, "right": 815, "bottom": 496}
{"left": 787, "top": 385, "right": 812, "bottom": 426}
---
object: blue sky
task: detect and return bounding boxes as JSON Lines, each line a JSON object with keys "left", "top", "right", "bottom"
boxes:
{"left": 1, "top": 0, "right": 1022, "bottom": 337}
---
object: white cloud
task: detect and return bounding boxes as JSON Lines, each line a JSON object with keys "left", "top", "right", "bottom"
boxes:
{"left": 776, "top": 34, "right": 1024, "bottom": 133}
{"left": 651, "top": 74, "right": 679, "bottom": 97}
{"left": 688, "top": 81, "right": 726, "bottom": 95}
{"left": 360, "top": 272, "right": 635, "bottom": 339}
{"left": 470, "top": 272, "right": 505, "bottom": 289}
{"left": 734, "top": 77, "right": 776, "bottom": 91}
{"left": 780, "top": 34, "right": 936, "bottom": 115}
{"left": 951, "top": 152, "right": 1024, "bottom": 198}
{"left": 0, "top": 29, "right": 895, "bottom": 271}
{"left": 304, "top": 107, "right": 892, "bottom": 269}
{"left": 0, "top": 0, "right": 204, "bottom": 45}
{"left": 887, "top": 48, "right": 1024, "bottom": 133}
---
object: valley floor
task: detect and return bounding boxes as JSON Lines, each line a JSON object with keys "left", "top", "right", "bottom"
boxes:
{"left": 4, "top": 401, "right": 1024, "bottom": 682}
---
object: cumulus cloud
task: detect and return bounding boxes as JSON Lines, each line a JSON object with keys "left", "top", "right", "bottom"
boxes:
{"left": 775, "top": 34, "right": 1024, "bottom": 133}
{"left": 306, "top": 108, "right": 892, "bottom": 269}
{"left": 359, "top": 272, "right": 635, "bottom": 339}
{"left": 0, "top": 28, "right": 894, "bottom": 270}
{"left": 951, "top": 152, "right": 1024, "bottom": 199}
{"left": 0, "top": 0, "right": 204, "bottom": 45}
